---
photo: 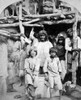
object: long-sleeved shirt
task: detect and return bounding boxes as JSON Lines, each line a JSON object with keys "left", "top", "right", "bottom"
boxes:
{"left": 44, "top": 57, "right": 62, "bottom": 77}
{"left": 24, "top": 57, "right": 40, "bottom": 75}
{"left": 36, "top": 41, "right": 53, "bottom": 67}
{"left": 65, "top": 37, "right": 72, "bottom": 51}
{"left": 29, "top": 29, "right": 53, "bottom": 67}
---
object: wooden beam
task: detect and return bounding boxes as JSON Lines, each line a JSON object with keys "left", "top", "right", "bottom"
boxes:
{"left": 0, "top": 29, "right": 20, "bottom": 38}
{"left": 10, "top": 33, "right": 20, "bottom": 37}
{"left": 41, "top": 18, "right": 76, "bottom": 25}
{"left": 0, "top": 22, "right": 43, "bottom": 28}
{"left": 0, "top": 16, "right": 19, "bottom": 20}
{"left": 0, "top": 18, "right": 75, "bottom": 28}
{"left": 25, "top": 18, "right": 40, "bottom": 24}
{"left": 0, "top": 11, "right": 75, "bottom": 22}
{"left": 52, "top": 0, "right": 56, "bottom": 13}
{"left": 19, "top": 1, "right": 24, "bottom": 34}
{"left": 0, "top": 23, "right": 19, "bottom": 27}
{"left": 72, "top": 15, "right": 78, "bottom": 85}
{"left": 73, "top": 16, "right": 78, "bottom": 49}
{"left": 79, "top": 23, "right": 81, "bottom": 66}
{"left": 24, "top": 11, "right": 75, "bottom": 18}
{"left": 23, "top": 23, "right": 43, "bottom": 27}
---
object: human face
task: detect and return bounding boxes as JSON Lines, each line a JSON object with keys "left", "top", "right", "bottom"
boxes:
{"left": 50, "top": 52, "right": 56, "bottom": 58}
{"left": 58, "top": 39, "right": 63, "bottom": 44}
{"left": 40, "top": 35, "right": 46, "bottom": 41}
{"left": 30, "top": 50, "right": 37, "bottom": 58}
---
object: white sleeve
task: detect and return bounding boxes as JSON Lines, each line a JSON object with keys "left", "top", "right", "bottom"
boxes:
{"left": 49, "top": 41, "right": 53, "bottom": 48}
{"left": 24, "top": 59, "right": 31, "bottom": 74}
{"left": 65, "top": 38, "right": 72, "bottom": 51}
{"left": 44, "top": 59, "right": 48, "bottom": 73}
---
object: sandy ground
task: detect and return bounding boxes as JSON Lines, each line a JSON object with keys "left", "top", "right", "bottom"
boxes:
{"left": 1, "top": 82, "right": 81, "bottom": 100}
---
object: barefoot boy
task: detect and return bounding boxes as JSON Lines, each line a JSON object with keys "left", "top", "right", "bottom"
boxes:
{"left": 44, "top": 47, "right": 62, "bottom": 97}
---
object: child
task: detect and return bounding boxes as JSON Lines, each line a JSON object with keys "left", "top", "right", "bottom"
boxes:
{"left": 24, "top": 48, "right": 40, "bottom": 99}
{"left": 44, "top": 47, "right": 62, "bottom": 98}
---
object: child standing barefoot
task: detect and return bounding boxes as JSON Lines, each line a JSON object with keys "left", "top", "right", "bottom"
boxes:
{"left": 44, "top": 47, "right": 62, "bottom": 98}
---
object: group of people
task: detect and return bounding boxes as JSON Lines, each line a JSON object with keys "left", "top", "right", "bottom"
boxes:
{"left": 19, "top": 28, "right": 78, "bottom": 99}
{"left": 0, "top": 27, "right": 80, "bottom": 99}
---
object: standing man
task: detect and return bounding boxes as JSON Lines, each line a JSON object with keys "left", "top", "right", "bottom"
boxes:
{"left": 65, "top": 28, "right": 73, "bottom": 83}
{"left": 37, "top": 30, "right": 53, "bottom": 74}
{"left": 56, "top": 32, "right": 66, "bottom": 81}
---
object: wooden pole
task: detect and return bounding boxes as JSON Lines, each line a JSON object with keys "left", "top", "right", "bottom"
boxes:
{"left": 0, "top": 22, "right": 43, "bottom": 28}
{"left": 19, "top": 1, "right": 24, "bottom": 35}
{"left": 24, "top": 11, "right": 75, "bottom": 18}
{"left": 19, "top": 1, "right": 25, "bottom": 49}
{"left": 79, "top": 23, "right": 81, "bottom": 67}
{"left": 73, "top": 16, "right": 78, "bottom": 49}
{"left": 52, "top": 0, "right": 56, "bottom": 13}
{"left": 72, "top": 14, "right": 78, "bottom": 85}
{"left": 41, "top": 18, "right": 75, "bottom": 25}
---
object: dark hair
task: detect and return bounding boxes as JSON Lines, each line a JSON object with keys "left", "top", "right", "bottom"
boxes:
{"left": 58, "top": 36, "right": 65, "bottom": 40}
{"left": 29, "top": 49, "right": 37, "bottom": 57}
{"left": 38, "top": 30, "right": 48, "bottom": 41}
{"left": 57, "top": 36, "right": 65, "bottom": 46}
{"left": 49, "top": 47, "right": 57, "bottom": 54}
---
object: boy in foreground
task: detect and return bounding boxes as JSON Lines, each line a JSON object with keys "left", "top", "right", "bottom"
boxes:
{"left": 44, "top": 47, "right": 62, "bottom": 98}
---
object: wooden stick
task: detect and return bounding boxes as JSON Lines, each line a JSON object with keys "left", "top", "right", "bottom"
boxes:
{"left": 23, "top": 23, "right": 43, "bottom": 27}
{"left": 65, "top": 50, "right": 68, "bottom": 72}
{"left": 41, "top": 18, "right": 76, "bottom": 25}
{"left": 0, "top": 23, "right": 43, "bottom": 27}
{"left": 19, "top": 1, "right": 24, "bottom": 34}
{"left": 24, "top": 11, "right": 75, "bottom": 18}
{"left": 52, "top": 0, "right": 56, "bottom": 13}
{"left": 72, "top": 14, "right": 78, "bottom": 85}
{"left": 0, "top": 18, "right": 75, "bottom": 28}
{"left": 73, "top": 15, "right": 78, "bottom": 49}
{"left": 0, "top": 31, "right": 10, "bottom": 37}
{"left": 25, "top": 18, "right": 40, "bottom": 24}
{"left": 0, "top": 30, "right": 21, "bottom": 38}
{"left": 0, "top": 11, "right": 76, "bottom": 21}
{"left": 0, "top": 16, "right": 19, "bottom": 20}
{"left": 0, "top": 23, "right": 19, "bottom": 27}
{"left": 10, "top": 33, "right": 20, "bottom": 37}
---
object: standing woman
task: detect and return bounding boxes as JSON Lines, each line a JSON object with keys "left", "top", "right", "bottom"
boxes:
{"left": 56, "top": 32, "right": 67, "bottom": 81}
